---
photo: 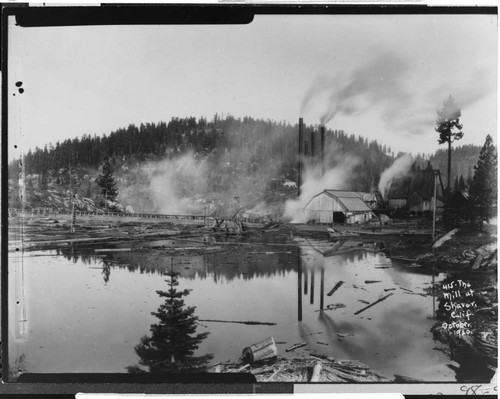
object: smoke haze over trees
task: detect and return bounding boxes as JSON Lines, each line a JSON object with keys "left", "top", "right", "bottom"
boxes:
{"left": 8, "top": 114, "right": 484, "bottom": 215}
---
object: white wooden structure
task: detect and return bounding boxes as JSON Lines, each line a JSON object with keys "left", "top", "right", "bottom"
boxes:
{"left": 304, "top": 190, "right": 375, "bottom": 224}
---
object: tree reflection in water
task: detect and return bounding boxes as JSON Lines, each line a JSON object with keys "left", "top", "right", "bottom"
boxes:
{"left": 101, "top": 259, "right": 111, "bottom": 284}
{"left": 127, "top": 259, "right": 213, "bottom": 373}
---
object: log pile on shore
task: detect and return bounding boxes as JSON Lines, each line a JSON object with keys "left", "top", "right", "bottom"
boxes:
{"left": 211, "top": 355, "right": 390, "bottom": 382}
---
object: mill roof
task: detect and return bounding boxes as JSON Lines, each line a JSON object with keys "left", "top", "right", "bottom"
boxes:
{"left": 308, "top": 190, "right": 372, "bottom": 213}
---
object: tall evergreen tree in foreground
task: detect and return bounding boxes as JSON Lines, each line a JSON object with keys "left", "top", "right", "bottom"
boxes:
{"left": 435, "top": 95, "right": 464, "bottom": 198}
{"left": 97, "top": 157, "right": 118, "bottom": 205}
{"left": 469, "top": 135, "right": 497, "bottom": 224}
{"left": 127, "top": 261, "right": 212, "bottom": 373}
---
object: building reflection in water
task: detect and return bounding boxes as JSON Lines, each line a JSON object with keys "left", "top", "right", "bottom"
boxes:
{"left": 297, "top": 246, "right": 302, "bottom": 322}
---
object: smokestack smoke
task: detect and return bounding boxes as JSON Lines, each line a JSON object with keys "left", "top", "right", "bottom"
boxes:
{"left": 301, "top": 52, "right": 494, "bottom": 138}
{"left": 319, "top": 52, "right": 409, "bottom": 126}
{"left": 320, "top": 126, "right": 325, "bottom": 175}
{"left": 284, "top": 139, "right": 360, "bottom": 223}
{"left": 378, "top": 154, "right": 413, "bottom": 198}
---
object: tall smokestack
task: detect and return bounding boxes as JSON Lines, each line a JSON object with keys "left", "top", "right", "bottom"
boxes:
{"left": 320, "top": 126, "right": 325, "bottom": 175}
{"left": 310, "top": 131, "right": 315, "bottom": 158}
{"left": 298, "top": 118, "right": 303, "bottom": 197}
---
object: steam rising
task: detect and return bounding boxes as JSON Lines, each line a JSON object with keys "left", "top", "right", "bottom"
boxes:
{"left": 118, "top": 152, "right": 208, "bottom": 215}
{"left": 283, "top": 154, "right": 360, "bottom": 223}
{"left": 378, "top": 154, "right": 413, "bottom": 198}
{"left": 116, "top": 122, "right": 291, "bottom": 216}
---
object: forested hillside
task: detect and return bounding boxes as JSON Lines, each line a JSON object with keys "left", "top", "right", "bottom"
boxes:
{"left": 8, "top": 114, "right": 482, "bottom": 215}
{"left": 413, "top": 144, "right": 481, "bottom": 190}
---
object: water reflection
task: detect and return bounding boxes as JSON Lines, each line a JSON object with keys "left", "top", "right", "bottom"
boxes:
{"left": 127, "top": 259, "right": 213, "bottom": 373}
{"left": 297, "top": 247, "right": 302, "bottom": 322}
{"left": 10, "top": 239, "right": 457, "bottom": 381}
{"left": 108, "top": 245, "right": 298, "bottom": 283}
{"left": 56, "top": 247, "right": 96, "bottom": 265}
{"left": 101, "top": 259, "right": 111, "bottom": 284}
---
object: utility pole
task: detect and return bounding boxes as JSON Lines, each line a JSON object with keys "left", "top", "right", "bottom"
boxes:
{"left": 432, "top": 170, "right": 438, "bottom": 239}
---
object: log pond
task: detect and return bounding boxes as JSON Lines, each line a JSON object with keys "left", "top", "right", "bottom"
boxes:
{"left": 8, "top": 237, "right": 457, "bottom": 381}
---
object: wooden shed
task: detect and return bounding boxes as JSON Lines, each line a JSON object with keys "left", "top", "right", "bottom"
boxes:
{"left": 407, "top": 168, "right": 445, "bottom": 215}
{"left": 387, "top": 167, "right": 445, "bottom": 215}
{"left": 304, "top": 190, "right": 375, "bottom": 224}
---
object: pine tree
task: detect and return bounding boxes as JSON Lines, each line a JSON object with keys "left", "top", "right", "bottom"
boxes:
{"left": 97, "top": 157, "right": 118, "bottom": 204}
{"left": 469, "top": 135, "right": 497, "bottom": 224}
{"left": 435, "top": 95, "right": 464, "bottom": 198}
{"left": 127, "top": 260, "right": 212, "bottom": 373}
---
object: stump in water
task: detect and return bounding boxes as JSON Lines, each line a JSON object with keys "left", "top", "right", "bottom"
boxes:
{"left": 242, "top": 337, "right": 278, "bottom": 363}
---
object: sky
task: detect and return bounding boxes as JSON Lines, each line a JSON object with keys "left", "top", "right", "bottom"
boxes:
{"left": 7, "top": 12, "right": 498, "bottom": 161}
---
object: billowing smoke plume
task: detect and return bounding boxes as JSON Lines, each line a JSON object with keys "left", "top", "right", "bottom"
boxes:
{"left": 283, "top": 154, "right": 360, "bottom": 223}
{"left": 378, "top": 154, "right": 413, "bottom": 198}
{"left": 301, "top": 51, "right": 411, "bottom": 126}
{"left": 300, "top": 51, "right": 494, "bottom": 137}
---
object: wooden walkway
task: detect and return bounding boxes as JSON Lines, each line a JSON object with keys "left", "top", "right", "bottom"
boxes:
{"left": 8, "top": 207, "right": 269, "bottom": 225}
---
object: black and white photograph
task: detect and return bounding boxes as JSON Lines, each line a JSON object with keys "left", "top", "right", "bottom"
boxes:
{"left": 2, "top": 5, "right": 498, "bottom": 395}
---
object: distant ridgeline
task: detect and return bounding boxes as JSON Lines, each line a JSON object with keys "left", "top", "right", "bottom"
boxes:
{"left": 9, "top": 115, "right": 481, "bottom": 201}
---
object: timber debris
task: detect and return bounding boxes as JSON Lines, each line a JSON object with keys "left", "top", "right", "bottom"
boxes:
{"left": 198, "top": 319, "right": 276, "bottom": 326}
{"left": 327, "top": 281, "right": 344, "bottom": 296}
{"left": 354, "top": 293, "right": 394, "bottom": 315}
{"left": 285, "top": 342, "right": 307, "bottom": 352}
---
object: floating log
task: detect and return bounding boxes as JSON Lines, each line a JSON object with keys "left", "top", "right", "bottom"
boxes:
{"left": 432, "top": 228, "right": 459, "bottom": 249}
{"left": 327, "top": 281, "right": 344, "bottom": 296}
{"left": 389, "top": 256, "right": 420, "bottom": 262}
{"left": 242, "top": 337, "right": 278, "bottom": 363}
{"left": 310, "top": 362, "right": 322, "bottom": 382}
{"left": 198, "top": 319, "right": 276, "bottom": 326}
{"left": 472, "top": 253, "right": 484, "bottom": 270}
{"left": 337, "top": 333, "right": 354, "bottom": 338}
{"left": 354, "top": 293, "right": 393, "bottom": 315}
{"left": 94, "top": 248, "right": 131, "bottom": 253}
{"left": 301, "top": 331, "right": 323, "bottom": 337}
{"left": 365, "top": 280, "right": 381, "bottom": 284}
{"left": 314, "top": 303, "right": 346, "bottom": 312}
{"left": 285, "top": 342, "right": 306, "bottom": 352}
